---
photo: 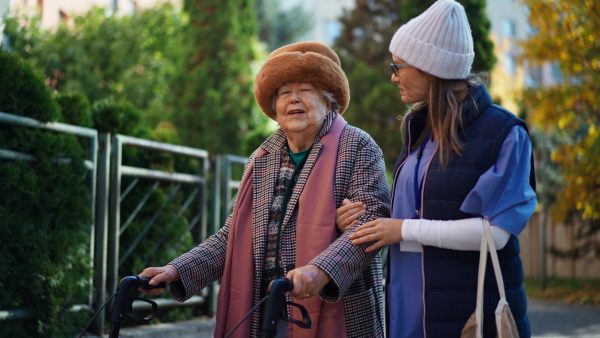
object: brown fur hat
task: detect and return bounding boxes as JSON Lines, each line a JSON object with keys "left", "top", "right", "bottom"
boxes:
{"left": 254, "top": 41, "right": 350, "bottom": 119}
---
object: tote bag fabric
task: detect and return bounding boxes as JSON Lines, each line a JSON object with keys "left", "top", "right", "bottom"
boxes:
{"left": 461, "top": 218, "right": 519, "bottom": 338}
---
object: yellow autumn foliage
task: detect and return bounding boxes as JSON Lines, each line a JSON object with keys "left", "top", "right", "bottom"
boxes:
{"left": 520, "top": 0, "right": 600, "bottom": 222}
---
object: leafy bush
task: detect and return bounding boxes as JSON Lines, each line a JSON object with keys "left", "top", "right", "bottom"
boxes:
{"left": 56, "top": 92, "right": 92, "bottom": 128}
{"left": 91, "top": 98, "right": 142, "bottom": 135}
{"left": 3, "top": 5, "right": 184, "bottom": 122}
{"left": 0, "top": 50, "right": 92, "bottom": 337}
{"left": 0, "top": 48, "right": 58, "bottom": 122}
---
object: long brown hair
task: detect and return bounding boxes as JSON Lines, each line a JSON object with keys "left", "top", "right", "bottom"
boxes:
{"left": 401, "top": 72, "right": 489, "bottom": 167}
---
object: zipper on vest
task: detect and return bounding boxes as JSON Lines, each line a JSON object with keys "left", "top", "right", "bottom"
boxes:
{"left": 391, "top": 118, "right": 414, "bottom": 208}
{"left": 420, "top": 141, "right": 438, "bottom": 338}
{"left": 419, "top": 142, "right": 438, "bottom": 220}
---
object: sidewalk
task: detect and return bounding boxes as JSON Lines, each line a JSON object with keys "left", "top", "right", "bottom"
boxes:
{"left": 95, "top": 317, "right": 215, "bottom": 338}
{"left": 108, "top": 298, "right": 600, "bottom": 338}
{"left": 528, "top": 299, "right": 600, "bottom": 337}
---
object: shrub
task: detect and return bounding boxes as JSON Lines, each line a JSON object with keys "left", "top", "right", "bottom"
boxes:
{"left": 56, "top": 92, "right": 92, "bottom": 128}
{"left": 0, "top": 50, "right": 92, "bottom": 337}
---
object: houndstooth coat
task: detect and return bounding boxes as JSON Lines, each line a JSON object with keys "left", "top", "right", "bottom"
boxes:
{"left": 169, "top": 112, "right": 390, "bottom": 337}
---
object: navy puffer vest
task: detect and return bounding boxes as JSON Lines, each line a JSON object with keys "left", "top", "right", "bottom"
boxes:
{"left": 393, "top": 85, "right": 535, "bottom": 338}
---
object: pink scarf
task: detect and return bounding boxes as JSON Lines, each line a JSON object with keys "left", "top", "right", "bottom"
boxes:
{"left": 214, "top": 113, "right": 347, "bottom": 338}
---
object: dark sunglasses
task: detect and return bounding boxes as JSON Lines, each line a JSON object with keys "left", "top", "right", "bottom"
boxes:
{"left": 390, "top": 62, "right": 410, "bottom": 77}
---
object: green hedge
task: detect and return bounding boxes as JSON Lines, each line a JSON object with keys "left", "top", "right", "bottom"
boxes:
{"left": 1, "top": 48, "right": 208, "bottom": 335}
{"left": 0, "top": 15, "right": 216, "bottom": 330}
{"left": 0, "top": 51, "right": 92, "bottom": 336}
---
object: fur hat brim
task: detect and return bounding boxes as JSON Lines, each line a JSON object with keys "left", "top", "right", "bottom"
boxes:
{"left": 254, "top": 42, "right": 350, "bottom": 119}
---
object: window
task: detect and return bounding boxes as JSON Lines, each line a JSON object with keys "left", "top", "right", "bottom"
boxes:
{"left": 505, "top": 54, "right": 516, "bottom": 75}
{"left": 502, "top": 19, "right": 515, "bottom": 38}
{"left": 127, "top": 0, "right": 137, "bottom": 14}
{"left": 106, "top": 0, "right": 118, "bottom": 14}
{"left": 526, "top": 66, "right": 541, "bottom": 87}
{"left": 324, "top": 20, "right": 341, "bottom": 45}
{"left": 525, "top": 23, "right": 537, "bottom": 36}
{"left": 551, "top": 63, "right": 562, "bottom": 84}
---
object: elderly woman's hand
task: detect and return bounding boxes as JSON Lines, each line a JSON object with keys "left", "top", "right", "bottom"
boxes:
{"left": 336, "top": 198, "right": 367, "bottom": 232}
{"left": 138, "top": 265, "right": 181, "bottom": 296}
{"left": 286, "top": 265, "right": 331, "bottom": 300}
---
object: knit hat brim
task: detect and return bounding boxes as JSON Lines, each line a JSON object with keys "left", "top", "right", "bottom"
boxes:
{"left": 254, "top": 42, "right": 349, "bottom": 119}
{"left": 390, "top": 25, "right": 475, "bottom": 79}
{"left": 389, "top": 0, "right": 475, "bottom": 80}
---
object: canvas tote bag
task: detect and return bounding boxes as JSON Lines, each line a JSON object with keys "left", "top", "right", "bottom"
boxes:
{"left": 461, "top": 218, "right": 519, "bottom": 338}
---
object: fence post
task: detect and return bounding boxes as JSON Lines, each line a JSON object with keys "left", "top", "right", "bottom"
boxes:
{"left": 205, "top": 155, "right": 222, "bottom": 317}
{"left": 87, "top": 126, "right": 98, "bottom": 307}
{"left": 199, "top": 151, "right": 209, "bottom": 244}
{"left": 91, "top": 133, "right": 111, "bottom": 336}
{"left": 107, "top": 134, "right": 122, "bottom": 300}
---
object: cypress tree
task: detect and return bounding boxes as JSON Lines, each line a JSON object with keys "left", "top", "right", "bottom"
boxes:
{"left": 461, "top": 0, "right": 497, "bottom": 73}
{"left": 335, "top": 0, "right": 407, "bottom": 168}
{"left": 168, "top": 0, "right": 258, "bottom": 155}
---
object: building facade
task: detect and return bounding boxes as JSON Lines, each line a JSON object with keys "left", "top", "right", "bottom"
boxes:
{"left": 282, "top": 0, "right": 354, "bottom": 46}
{"left": 3, "top": 0, "right": 175, "bottom": 29}
{"left": 485, "top": 0, "right": 557, "bottom": 113}
{"left": 1, "top": 0, "right": 555, "bottom": 111}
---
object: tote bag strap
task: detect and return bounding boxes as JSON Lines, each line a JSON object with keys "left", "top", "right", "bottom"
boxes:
{"left": 484, "top": 218, "right": 507, "bottom": 299}
{"left": 474, "top": 218, "right": 508, "bottom": 338}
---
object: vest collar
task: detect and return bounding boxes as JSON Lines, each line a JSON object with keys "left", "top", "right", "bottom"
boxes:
{"left": 460, "top": 84, "right": 492, "bottom": 130}
{"left": 405, "top": 84, "right": 493, "bottom": 147}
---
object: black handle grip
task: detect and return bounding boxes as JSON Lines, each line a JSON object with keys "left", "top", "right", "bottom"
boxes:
{"left": 260, "top": 278, "right": 293, "bottom": 337}
{"left": 111, "top": 276, "right": 165, "bottom": 323}
{"left": 138, "top": 277, "right": 167, "bottom": 290}
{"left": 107, "top": 276, "right": 165, "bottom": 337}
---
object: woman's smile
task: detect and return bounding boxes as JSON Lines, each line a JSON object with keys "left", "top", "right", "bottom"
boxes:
{"left": 287, "top": 109, "right": 306, "bottom": 116}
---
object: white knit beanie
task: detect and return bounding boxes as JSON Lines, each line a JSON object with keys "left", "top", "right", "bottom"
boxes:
{"left": 389, "top": 0, "right": 474, "bottom": 79}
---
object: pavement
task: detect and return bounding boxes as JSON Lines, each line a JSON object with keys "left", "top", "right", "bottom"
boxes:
{"left": 98, "top": 298, "right": 600, "bottom": 337}
{"left": 528, "top": 299, "right": 600, "bottom": 337}
{"left": 111, "top": 317, "right": 215, "bottom": 338}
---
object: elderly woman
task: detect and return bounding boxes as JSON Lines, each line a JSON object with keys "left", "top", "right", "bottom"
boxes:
{"left": 139, "top": 41, "right": 390, "bottom": 338}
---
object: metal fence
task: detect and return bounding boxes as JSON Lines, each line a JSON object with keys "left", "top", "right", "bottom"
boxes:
{"left": 0, "top": 112, "right": 247, "bottom": 336}
{"left": 0, "top": 111, "right": 99, "bottom": 323}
